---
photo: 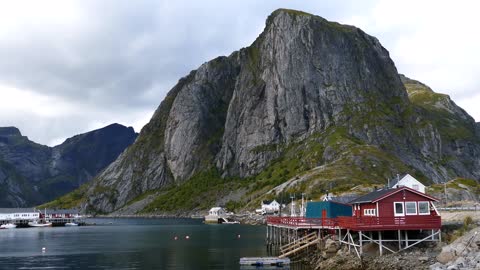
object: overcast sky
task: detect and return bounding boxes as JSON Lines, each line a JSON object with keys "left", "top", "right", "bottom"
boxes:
{"left": 0, "top": 0, "right": 479, "bottom": 146}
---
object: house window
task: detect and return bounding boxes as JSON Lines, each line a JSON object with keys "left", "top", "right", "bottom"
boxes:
{"left": 418, "top": 202, "right": 430, "bottom": 215}
{"left": 405, "top": 202, "right": 417, "bottom": 215}
{"left": 394, "top": 202, "right": 404, "bottom": 216}
{"left": 363, "top": 209, "right": 376, "bottom": 216}
{"left": 412, "top": 184, "right": 419, "bottom": 190}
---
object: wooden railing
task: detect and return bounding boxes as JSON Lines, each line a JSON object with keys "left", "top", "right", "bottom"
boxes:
{"left": 266, "top": 216, "right": 337, "bottom": 228}
{"left": 337, "top": 215, "right": 441, "bottom": 230}
{"left": 267, "top": 215, "right": 441, "bottom": 231}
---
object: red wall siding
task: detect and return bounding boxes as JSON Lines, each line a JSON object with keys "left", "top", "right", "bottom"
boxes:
{"left": 359, "top": 203, "right": 377, "bottom": 217}
{"left": 377, "top": 189, "right": 435, "bottom": 218}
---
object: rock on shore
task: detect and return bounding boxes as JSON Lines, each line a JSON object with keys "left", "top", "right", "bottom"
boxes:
{"left": 432, "top": 226, "right": 480, "bottom": 270}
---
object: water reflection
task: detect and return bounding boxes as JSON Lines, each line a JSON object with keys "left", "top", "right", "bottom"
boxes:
{"left": 0, "top": 218, "right": 310, "bottom": 270}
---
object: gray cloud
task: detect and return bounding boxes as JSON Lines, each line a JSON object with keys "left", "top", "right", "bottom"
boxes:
{"left": 0, "top": 0, "right": 477, "bottom": 146}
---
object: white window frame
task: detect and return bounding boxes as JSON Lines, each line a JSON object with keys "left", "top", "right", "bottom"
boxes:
{"left": 394, "top": 202, "right": 405, "bottom": 217}
{"left": 363, "top": 209, "right": 376, "bottom": 216}
{"left": 418, "top": 201, "right": 430, "bottom": 215}
{"left": 405, "top": 202, "right": 417, "bottom": 215}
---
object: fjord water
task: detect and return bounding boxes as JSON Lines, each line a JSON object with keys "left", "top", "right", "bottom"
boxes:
{"left": 0, "top": 218, "right": 285, "bottom": 270}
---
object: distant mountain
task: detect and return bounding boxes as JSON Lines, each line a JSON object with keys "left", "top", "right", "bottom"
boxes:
{"left": 48, "top": 9, "right": 480, "bottom": 215}
{"left": 0, "top": 124, "right": 137, "bottom": 207}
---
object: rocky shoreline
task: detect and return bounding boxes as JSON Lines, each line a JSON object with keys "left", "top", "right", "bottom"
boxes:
{"left": 90, "top": 212, "right": 267, "bottom": 224}
{"left": 304, "top": 225, "right": 480, "bottom": 270}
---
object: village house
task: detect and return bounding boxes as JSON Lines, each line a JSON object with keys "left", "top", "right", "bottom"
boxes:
{"left": 346, "top": 186, "right": 439, "bottom": 229}
{"left": 389, "top": 174, "right": 425, "bottom": 193}
{"left": 256, "top": 200, "right": 283, "bottom": 215}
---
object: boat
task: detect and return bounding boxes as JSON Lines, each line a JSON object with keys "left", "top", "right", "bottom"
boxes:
{"left": 65, "top": 222, "right": 78, "bottom": 226}
{"left": 239, "top": 257, "right": 290, "bottom": 266}
{"left": 221, "top": 217, "right": 240, "bottom": 224}
{"left": 0, "top": 223, "right": 17, "bottom": 229}
{"left": 28, "top": 208, "right": 52, "bottom": 227}
{"left": 28, "top": 220, "right": 52, "bottom": 227}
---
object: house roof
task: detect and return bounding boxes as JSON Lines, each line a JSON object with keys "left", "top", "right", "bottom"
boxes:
{"left": 0, "top": 208, "right": 37, "bottom": 214}
{"left": 209, "top": 207, "right": 224, "bottom": 211}
{"left": 329, "top": 195, "right": 358, "bottom": 204}
{"left": 349, "top": 186, "right": 438, "bottom": 204}
{"left": 388, "top": 174, "right": 407, "bottom": 188}
{"left": 388, "top": 174, "right": 424, "bottom": 188}
{"left": 349, "top": 189, "right": 393, "bottom": 204}
{"left": 45, "top": 209, "right": 79, "bottom": 215}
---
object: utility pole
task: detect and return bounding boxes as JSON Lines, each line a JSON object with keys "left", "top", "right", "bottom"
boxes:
{"left": 444, "top": 180, "right": 448, "bottom": 207}
{"left": 290, "top": 194, "right": 295, "bottom": 217}
{"left": 301, "top": 193, "right": 306, "bottom": 217}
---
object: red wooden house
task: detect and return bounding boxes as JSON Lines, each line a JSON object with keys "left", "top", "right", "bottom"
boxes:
{"left": 338, "top": 186, "right": 441, "bottom": 231}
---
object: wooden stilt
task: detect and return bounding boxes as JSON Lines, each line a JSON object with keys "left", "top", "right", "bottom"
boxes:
{"left": 405, "top": 230, "right": 409, "bottom": 248}
{"left": 359, "top": 231, "right": 363, "bottom": 255}
{"left": 379, "top": 231, "right": 383, "bottom": 256}
{"left": 398, "top": 230, "right": 401, "bottom": 250}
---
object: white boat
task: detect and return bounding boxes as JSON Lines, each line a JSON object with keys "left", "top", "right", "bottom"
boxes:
{"left": 221, "top": 217, "right": 240, "bottom": 224}
{"left": 28, "top": 220, "right": 52, "bottom": 227}
{"left": 0, "top": 223, "right": 17, "bottom": 229}
{"left": 65, "top": 222, "right": 78, "bottom": 226}
{"left": 29, "top": 208, "right": 52, "bottom": 227}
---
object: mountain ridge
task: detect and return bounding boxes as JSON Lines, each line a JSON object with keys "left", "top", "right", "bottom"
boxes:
{"left": 46, "top": 9, "right": 480, "bottom": 214}
{"left": 0, "top": 123, "right": 137, "bottom": 207}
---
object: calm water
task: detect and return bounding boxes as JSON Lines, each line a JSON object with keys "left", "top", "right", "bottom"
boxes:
{"left": 0, "top": 218, "right": 304, "bottom": 270}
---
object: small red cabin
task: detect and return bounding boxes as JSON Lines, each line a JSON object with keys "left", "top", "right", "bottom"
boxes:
{"left": 338, "top": 186, "right": 441, "bottom": 231}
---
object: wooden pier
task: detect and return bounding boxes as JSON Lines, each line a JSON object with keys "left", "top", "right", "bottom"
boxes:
{"left": 266, "top": 215, "right": 441, "bottom": 258}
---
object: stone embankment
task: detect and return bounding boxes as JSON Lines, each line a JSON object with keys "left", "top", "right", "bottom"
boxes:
{"left": 431, "top": 227, "right": 480, "bottom": 270}
{"left": 308, "top": 226, "right": 480, "bottom": 270}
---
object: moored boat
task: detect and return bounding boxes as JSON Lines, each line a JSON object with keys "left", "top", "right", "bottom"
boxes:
{"left": 0, "top": 223, "right": 17, "bottom": 229}
{"left": 28, "top": 220, "right": 52, "bottom": 227}
{"left": 65, "top": 222, "right": 78, "bottom": 226}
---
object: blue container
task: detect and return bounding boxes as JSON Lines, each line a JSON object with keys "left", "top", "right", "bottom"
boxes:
{"left": 306, "top": 201, "right": 352, "bottom": 218}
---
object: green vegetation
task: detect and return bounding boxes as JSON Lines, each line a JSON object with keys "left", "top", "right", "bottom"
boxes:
{"left": 445, "top": 215, "right": 476, "bottom": 243}
{"left": 141, "top": 169, "right": 241, "bottom": 213}
{"left": 405, "top": 79, "right": 478, "bottom": 142}
{"left": 428, "top": 178, "right": 480, "bottom": 195}
{"left": 39, "top": 183, "right": 89, "bottom": 209}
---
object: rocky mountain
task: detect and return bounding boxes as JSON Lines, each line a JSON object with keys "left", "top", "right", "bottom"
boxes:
{"left": 0, "top": 124, "right": 137, "bottom": 207}
{"left": 50, "top": 9, "right": 479, "bottom": 214}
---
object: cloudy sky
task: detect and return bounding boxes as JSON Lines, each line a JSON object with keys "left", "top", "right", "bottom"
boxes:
{"left": 1, "top": 0, "right": 479, "bottom": 146}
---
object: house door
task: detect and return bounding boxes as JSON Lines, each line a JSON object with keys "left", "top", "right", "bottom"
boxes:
{"left": 322, "top": 209, "right": 327, "bottom": 218}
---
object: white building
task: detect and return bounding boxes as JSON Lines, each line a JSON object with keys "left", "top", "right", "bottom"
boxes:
{"left": 389, "top": 174, "right": 426, "bottom": 193}
{"left": 0, "top": 208, "right": 40, "bottom": 220}
{"left": 205, "top": 207, "right": 228, "bottom": 223}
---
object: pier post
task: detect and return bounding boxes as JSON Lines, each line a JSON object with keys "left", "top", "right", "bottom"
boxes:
{"left": 398, "top": 230, "right": 401, "bottom": 250}
{"left": 379, "top": 231, "right": 383, "bottom": 256}
{"left": 359, "top": 231, "right": 363, "bottom": 255}
{"left": 347, "top": 230, "right": 351, "bottom": 253}
{"left": 405, "top": 231, "right": 409, "bottom": 248}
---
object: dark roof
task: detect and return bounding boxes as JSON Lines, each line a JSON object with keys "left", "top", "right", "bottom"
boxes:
{"left": 349, "top": 186, "right": 439, "bottom": 204}
{"left": 388, "top": 174, "right": 407, "bottom": 188}
{"left": 349, "top": 189, "right": 393, "bottom": 204}
{"left": 330, "top": 195, "right": 358, "bottom": 204}
{"left": 262, "top": 200, "right": 272, "bottom": 204}
{"left": 0, "top": 208, "right": 36, "bottom": 214}
{"left": 45, "top": 209, "right": 79, "bottom": 214}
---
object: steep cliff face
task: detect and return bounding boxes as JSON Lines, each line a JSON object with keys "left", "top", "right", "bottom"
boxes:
{"left": 0, "top": 124, "right": 137, "bottom": 207}
{"left": 76, "top": 9, "right": 479, "bottom": 214}
{"left": 401, "top": 75, "right": 480, "bottom": 181}
{"left": 216, "top": 10, "right": 408, "bottom": 177}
